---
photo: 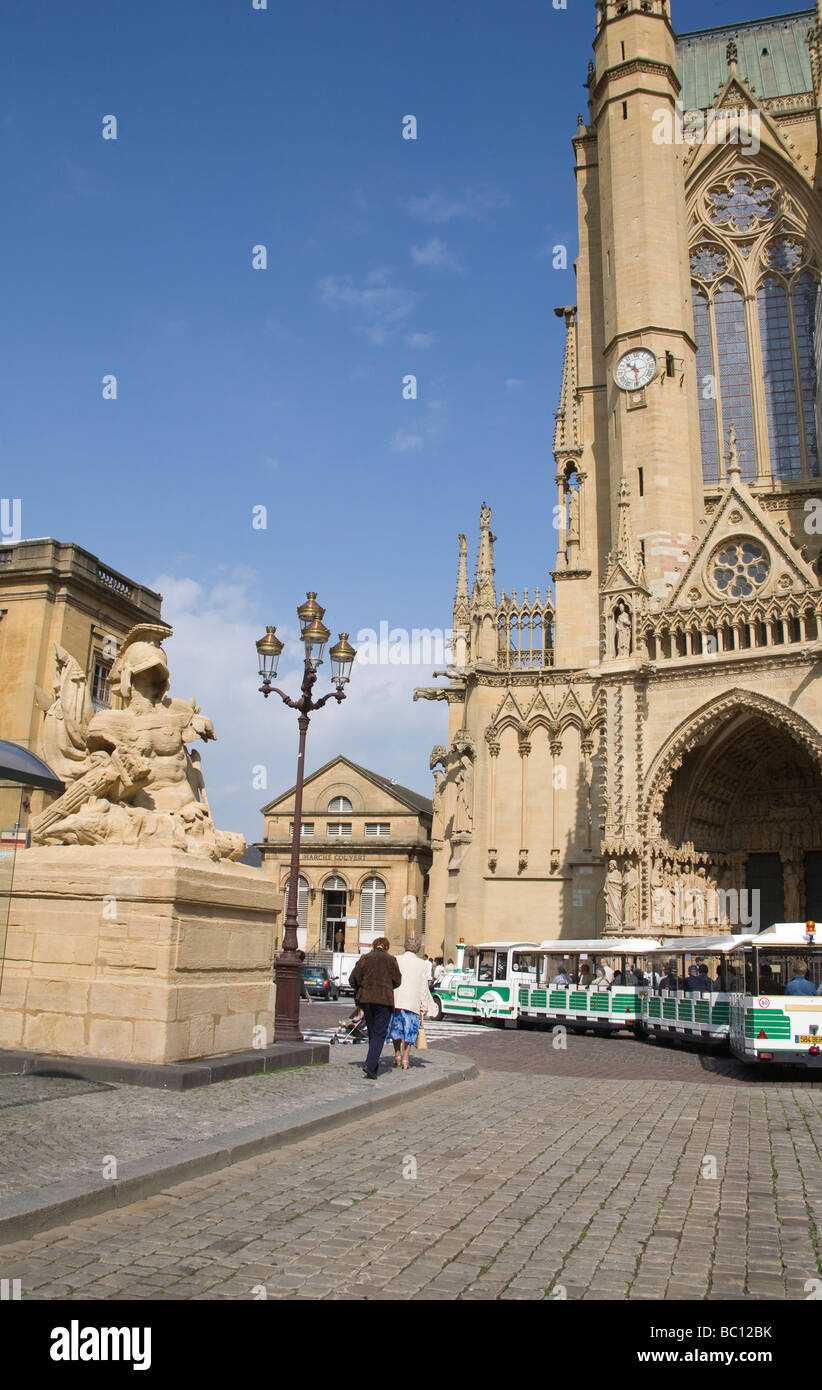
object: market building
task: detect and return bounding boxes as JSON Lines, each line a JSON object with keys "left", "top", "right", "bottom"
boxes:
{"left": 258, "top": 755, "right": 433, "bottom": 955}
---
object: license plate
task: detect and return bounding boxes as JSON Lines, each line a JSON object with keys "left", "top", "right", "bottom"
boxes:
{"left": 795, "top": 1035, "right": 819, "bottom": 1044}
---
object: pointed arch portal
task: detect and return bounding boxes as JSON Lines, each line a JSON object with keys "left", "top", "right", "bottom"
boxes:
{"left": 645, "top": 692, "right": 822, "bottom": 927}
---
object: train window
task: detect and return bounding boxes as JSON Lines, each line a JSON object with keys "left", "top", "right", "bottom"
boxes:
{"left": 757, "top": 949, "right": 822, "bottom": 994}
{"left": 545, "top": 954, "right": 572, "bottom": 983}
{"left": 463, "top": 948, "right": 477, "bottom": 975}
{"left": 511, "top": 951, "right": 539, "bottom": 977}
{"left": 477, "top": 950, "right": 495, "bottom": 983}
{"left": 495, "top": 953, "right": 508, "bottom": 981}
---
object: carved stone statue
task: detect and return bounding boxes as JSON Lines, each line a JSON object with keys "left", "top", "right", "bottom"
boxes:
{"left": 623, "top": 861, "right": 639, "bottom": 928}
{"left": 567, "top": 486, "right": 580, "bottom": 540}
{"left": 615, "top": 602, "right": 632, "bottom": 657}
{"left": 605, "top": 859, "right": 623, "bottom": 932}
{"left": 454, "top": 750, "right": 475, "bottom": 834}
{"left": 31, "top": 625, "right": 245, "bottom": 861}
{"left": 431, "top": 769, "right": 446, "bottom": 840}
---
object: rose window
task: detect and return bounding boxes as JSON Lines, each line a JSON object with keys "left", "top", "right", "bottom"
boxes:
{"left": 708, "top": 177, "right": 775, "bottom": 233}
{"left": 711, "top": 538, "right": 770, "bottom": 598}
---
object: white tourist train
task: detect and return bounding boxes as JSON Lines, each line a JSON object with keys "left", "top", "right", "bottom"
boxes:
{"left": 430, "top": 924, "right": 822, "bottom": 1068}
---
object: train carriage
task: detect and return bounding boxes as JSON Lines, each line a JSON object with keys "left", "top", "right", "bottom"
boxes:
{"left": 523, "top": 939, "right": 661, "bottom": 1034}
{"left": 726, "top": 923, "right": 822, "bottom": 1066}
{"left": 639, "top": 934, "right": 751, "bottom": 1047}
{"left": 430, "top": 942, "right": 540, "bottom": 1023}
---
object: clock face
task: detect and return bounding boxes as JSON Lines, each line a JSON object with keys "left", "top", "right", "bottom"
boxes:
{"left": 615, "top": 348, "right": 657, "bottom": 391}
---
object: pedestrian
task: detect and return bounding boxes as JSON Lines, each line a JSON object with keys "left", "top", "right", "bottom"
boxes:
{"left": 388, "top": 937, "right": 433, "bottom": 1071}
{"left": 425, "top": 954, "right": 434, "bottom": 985}
{"left": 297, "top": 950, "right": 311, "bottom": 1006}
{"left": 348, "top": 937, "right": 402, "bottom": 1079}
{"left": 433, "top": 956, "right": 445, "bottom": 984}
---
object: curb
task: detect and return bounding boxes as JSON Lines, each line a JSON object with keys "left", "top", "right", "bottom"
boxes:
{"left": 0, "top": 1052, "right": 478, "bottom": 1246}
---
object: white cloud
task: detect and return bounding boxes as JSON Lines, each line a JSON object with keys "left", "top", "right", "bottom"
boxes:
{"left": 318, "top": 267, "right": 416, "bottom": 344}
{"left": 405, "top": 332, "right": 435, "bottom": 350}
{"left": 505, "top": 378, "right": 525, "bottom": 391}
{"left": 410, "top": 236, "right": 460, "bottom": 270}
{"left": 388, "top": 428, "right": 424, "bottom": 454}
{"left": 406, "top": 187, "right": 509, "bottom": 222}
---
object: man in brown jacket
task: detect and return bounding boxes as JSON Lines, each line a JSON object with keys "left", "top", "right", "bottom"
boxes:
{"left": 348, "top": 937, "right": 401, "bottom": 1078}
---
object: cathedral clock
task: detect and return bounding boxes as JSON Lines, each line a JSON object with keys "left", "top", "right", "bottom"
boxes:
{"left": 614, "top": 348, "right": 657, "bottom": 391}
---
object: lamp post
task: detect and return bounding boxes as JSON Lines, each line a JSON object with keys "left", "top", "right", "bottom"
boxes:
{"left": 256, "top": 595, "right": 356, "bottom": 1043}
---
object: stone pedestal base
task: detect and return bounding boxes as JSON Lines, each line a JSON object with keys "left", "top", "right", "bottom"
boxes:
{"left": 0, "top": 848, "right": 277, "bottom": 1065}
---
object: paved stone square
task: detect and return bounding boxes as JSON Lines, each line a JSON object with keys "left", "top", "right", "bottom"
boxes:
{"left": 2, "top": 1049, "right": 821, "bottom": 1300}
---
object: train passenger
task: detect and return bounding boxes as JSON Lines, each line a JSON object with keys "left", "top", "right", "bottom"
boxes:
{"left": 697, "top": 963, "right": 715, "bottom": 991}
{"left": 577, "top": 963, "right": 592, "bottom": 989}
{"left": 657, "top": 961, "right": 678, "bottom": 993}
{"left": 786, "top": 963, "right": 815, "bottom": 996}
{"left": 551, "top": 965, "right": 571, "bottom": 987}
{"left": 591, "top": 964, "right": 613, "bottom": 991}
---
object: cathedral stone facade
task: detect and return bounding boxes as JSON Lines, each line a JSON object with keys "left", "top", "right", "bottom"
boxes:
{"left": 417, "top": 1, "right": 822, "bottom": 955}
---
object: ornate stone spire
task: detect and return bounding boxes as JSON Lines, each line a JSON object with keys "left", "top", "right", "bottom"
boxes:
{"left": 726, "top": 37, "right": 738, "bottom": 68}
{"left": 472, "top": 502, "right": 497, "bottom": 614}
{"left": 553, "top": 306, "right": 581, "bottom": 457}
{"left": 616, "top": 477, "right": 643, "bottom": 580}
{"left": 471, "top": 503, "right": 498, "bottom": 663}
{"left": 453, "top": 533, "right": 469, "bottom": 628}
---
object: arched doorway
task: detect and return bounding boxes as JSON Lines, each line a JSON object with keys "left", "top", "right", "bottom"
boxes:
{"left": 646, "top": 695, "right": 822, "bottom": 931}
{"left": 322, "top": 875, "right": 348, "bottom": 951}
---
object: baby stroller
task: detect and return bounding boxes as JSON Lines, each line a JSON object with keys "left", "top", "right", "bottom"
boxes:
{"left": 330, "top": 1008, "right": 368, "bottom": 1045}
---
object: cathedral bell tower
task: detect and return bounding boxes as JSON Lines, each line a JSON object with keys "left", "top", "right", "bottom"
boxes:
{"left": 591, "top": 0, "right": 703, "bottom": 600}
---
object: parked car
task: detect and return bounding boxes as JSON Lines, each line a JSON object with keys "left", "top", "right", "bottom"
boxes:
{"left": 301, "top": 965, "right": 339, "bottom": 1000}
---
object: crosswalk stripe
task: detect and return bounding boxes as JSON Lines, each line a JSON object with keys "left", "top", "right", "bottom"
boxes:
{"left": 302, "top": 1019, "right": 494, "bottom": 1044}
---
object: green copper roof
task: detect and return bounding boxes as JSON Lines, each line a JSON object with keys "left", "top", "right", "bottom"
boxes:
{"left": 676, "top": 9, "right": 815, "bottom": 111}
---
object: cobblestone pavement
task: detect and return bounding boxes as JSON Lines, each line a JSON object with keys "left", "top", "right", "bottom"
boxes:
{"left": 0, "top": 1051, "right": 402, "bottom": 1204}
{"left": 0, "top": 1001, "right": 463, "bottom": 1205}
{"left": 429, "top": 1025, "right": 822, "bottom": 1086}
{"left": 2, "top": 1064, "right": 821, "bottom": 1301}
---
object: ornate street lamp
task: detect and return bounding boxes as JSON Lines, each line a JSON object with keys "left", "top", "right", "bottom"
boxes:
{"left": 256, "top": 595, "right": 356, "bottom": 1043}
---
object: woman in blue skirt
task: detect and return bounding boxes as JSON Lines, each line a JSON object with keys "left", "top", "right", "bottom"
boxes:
{"left": 388, "top": 937, "right": 433, "bottom": 1070}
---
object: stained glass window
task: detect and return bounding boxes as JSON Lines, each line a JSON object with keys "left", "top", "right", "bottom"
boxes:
{"left": 766, "top": 239, "right": 804, "bottom": 273}
{"left": 714, "top": 282, "right": 756, "bottom": 480}
{"left": 758, "top": 276, "right": 801, "bottom": 480}
{"left": 690, "top": 245, "right": 727, "bottom": 282}
{"left": 793, "top": 272, "right": 821, "bottom": 477}
{"left": 709, "top": 178, "right": 775, "bottom": 233}
{"left": 711, "top": 539, "right": 770, "bottom": 598}
{"left": 692, "top": 288, "right": 719, "bottom": 482}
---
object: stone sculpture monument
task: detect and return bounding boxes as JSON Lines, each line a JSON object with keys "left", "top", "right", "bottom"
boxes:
{"left": 0, "top": 626, "right": 277, "bottom": 1072}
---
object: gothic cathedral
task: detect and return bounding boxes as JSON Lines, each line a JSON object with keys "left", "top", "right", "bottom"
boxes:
{"left": 417, "top": 1, "right": 822, "bottom": 953}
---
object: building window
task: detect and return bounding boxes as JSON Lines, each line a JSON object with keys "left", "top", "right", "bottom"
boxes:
{"left": 328, "top": 796, "right": 352, "bottom": 813}
{"left": 360, "top": 876, "right": 386, "bottom": 935}
{"left": 327, "top": 822, "right": 352, "bottom": 837}
{"left": 283, "top": 875, "right": 309, "bottom": 931}
{"left": 691, "top": 201, "right": 821, "bottom": 483}
{"left": 793, "top": 272, "right": 820, "bottom": 477}
{"left": 710, "top": 538, "right": 770, "bottom": 598}
{"left": 90, "top": 657, "right": 113, "bottom": 712}
{"left": 288, "top": 823, "right": 314, "bottom": 837}
{"left": 713, "top": 280, "right": 756, "bottom": 481}
{"left": 365, "top": 823, "right": 390, "bottom": 837}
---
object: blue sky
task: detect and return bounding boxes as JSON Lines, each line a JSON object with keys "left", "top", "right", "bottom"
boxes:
{"left": 2, "top": 0, "right": 801, "bottom": 842}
